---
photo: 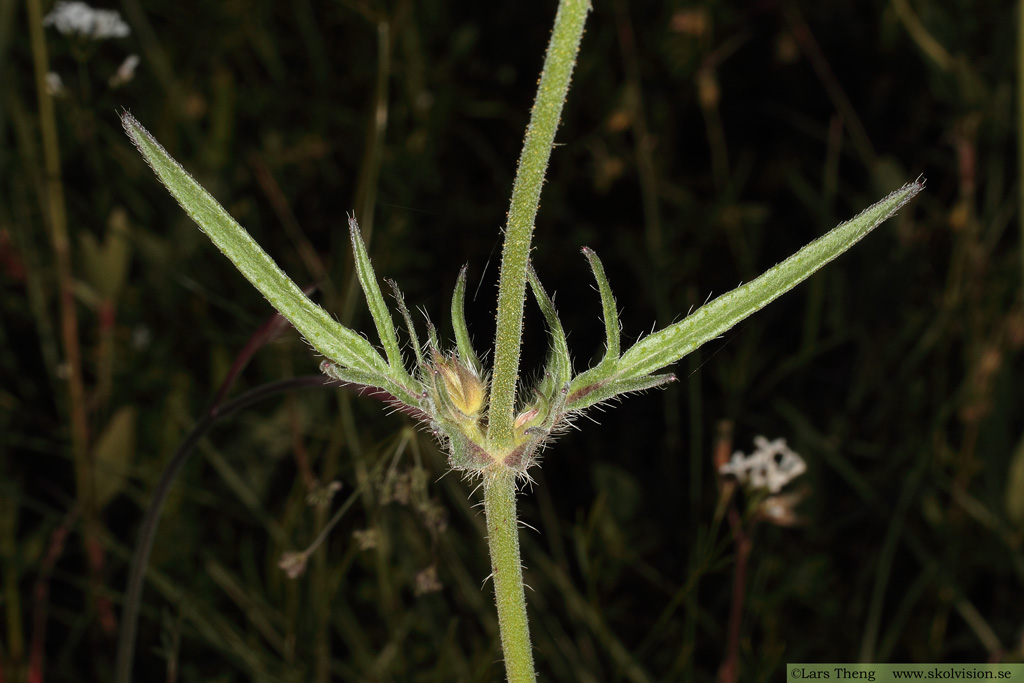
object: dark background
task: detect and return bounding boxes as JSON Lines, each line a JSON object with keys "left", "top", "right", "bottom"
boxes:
{"left": 2, "top": 0, "right": 1022, "bottom": 680}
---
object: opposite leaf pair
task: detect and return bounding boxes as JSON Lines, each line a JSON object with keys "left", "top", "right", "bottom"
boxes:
{"left": 332, "top": 213, "right": 668, "bottom": 474}
{"left": 121, "top": 110, "right": 923, "bottom": 478}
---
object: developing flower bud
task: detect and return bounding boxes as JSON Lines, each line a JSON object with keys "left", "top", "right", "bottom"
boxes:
{"left": 432, "top": 351, "right": 486, "bottom": 418}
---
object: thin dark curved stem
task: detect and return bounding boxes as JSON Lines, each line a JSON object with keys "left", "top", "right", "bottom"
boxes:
{"left": 114, "top": 375, "right": 335, "bottom": 683}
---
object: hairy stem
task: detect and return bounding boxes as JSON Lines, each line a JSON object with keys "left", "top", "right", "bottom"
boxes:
{"left": 484, "top": 467, "right": 535, "bottom": 682}
{"left": 488, "top": 0, "right": 590, "bottom": 450}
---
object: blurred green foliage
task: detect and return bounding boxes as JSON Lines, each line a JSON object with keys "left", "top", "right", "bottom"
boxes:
{"left": 1, "top": 0, "right": 1022, "bottom": 681}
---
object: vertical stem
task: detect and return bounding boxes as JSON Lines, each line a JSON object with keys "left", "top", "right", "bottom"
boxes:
{"left": 718, "top": 505, "right": 751, "bottom": 683}
{"left": 487, "top": 0, "right": 590, "bottom": 450}
{"left": 1018, "top": 0, "right": 1024, "bottom": 299}
{"left": 483, "top": 467, "right": 535, "bottom": 683}
{"left": 482, "top": 5, "right": 588, "bottom": 675}
{"left": 26, "top": 0, "right": 103, "bottom": 627}
{"left": 30, "top": 510, "right": 77, "bottom": 683}
{"left": 26, "top": 0, "right": 85, "bottom": 455}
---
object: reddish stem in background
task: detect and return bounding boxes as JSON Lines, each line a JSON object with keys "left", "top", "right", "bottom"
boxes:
{"left": 208, "top": 297, "right": 312, "bottom": 414}
{"left": 88, "top": 537, "right": 118, "bottom": 635}
{"left": 207, "top": 287, "right": 338, "bottom": 491}
{"left": 26, "top": 0, "right": 101, "bottom": 643}
{"left": 719, "top": 501, "right": 752, "bottom": 683}
{"left": 714, "top": 420, "right": 753, "bottom": 683}
{"left": 29, "top": 509, "right": 79, "bottom": 683}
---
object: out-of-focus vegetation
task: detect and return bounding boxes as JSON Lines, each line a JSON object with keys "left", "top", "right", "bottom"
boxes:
{"left": 1, "top": 0, "right": 1021, "bottom": 681}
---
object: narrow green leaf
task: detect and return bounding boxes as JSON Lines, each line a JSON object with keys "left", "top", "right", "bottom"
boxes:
{"left": 581, "top": 246, "right": 620, "bottom": 367}
{"left": 426, "top": 319, "right": 441, "bottom": 353}
{"left": 347, "top": 214, "right": 414, "bottom": 386}
{"left": 527, "top": 263, "right": 571, "bottom": 391}
{"left": 451, "top": 265, "right": 482, "bottom": 370}
{"left": 566, "top": 373, "right": 677, "bottom": 413}
{"left": 617, "top": 180, "right": 925, "bottom": 379}
{"left": 387, "top": 278, "right": 425, "bottom": 370}
{"left": 120, "top": 112, "right": 388, "bottom": 378}
{"left": 320, "top": 361, "right": 395, "bottom": 393}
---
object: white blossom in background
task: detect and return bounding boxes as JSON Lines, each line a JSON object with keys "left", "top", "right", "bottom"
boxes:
{"left": 109, "top": 54, "right": 140, "bottom": 87}
{"left": 759, "top": 490, "right": 805, "bottom": 526}
{"left": 277, "top": 551, "right": 308, "bottom": 579}
{"left": 719, "top": 436, "right": 806, "bottom": 494}
{"left": 45, "top": 71, "right": 65, "bottom": 95}
{"left": 43, "top": 1, "right": 130, "bottom": 40}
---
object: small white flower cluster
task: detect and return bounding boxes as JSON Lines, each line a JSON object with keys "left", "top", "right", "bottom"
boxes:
{"left": 43, "top": 1, "right": 130, "bottom": 40}
{"left": 719, "top": 436, "right": 806, "bottom": 494}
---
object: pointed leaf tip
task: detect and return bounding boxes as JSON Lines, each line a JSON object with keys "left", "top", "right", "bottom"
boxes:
{"left": 615, "top": 180, "right": 924, "bottom": 379}
{"left": 582, "top": 246, "right": 620, "bottom": 366}
{"left": 347, "top": 213, "right": 419, "bottom": 392}
{"left": 527, "top": 263, "right": 572, "bottom": 390}
{"left": 119, "top": 112, "right": 391, "bottom": 379}
{"left": 451, "top": 264, "right": 482, "bottom": 371}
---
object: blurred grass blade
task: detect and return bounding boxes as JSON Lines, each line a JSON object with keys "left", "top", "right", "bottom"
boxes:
{"left": 79, "top": 214, "right": 131, "bottom": 300}
{"left": 617, "top": 180, "right": 925, "bottom": 379}
{"left": 120, "top": 112, "right": 388, "bottom": 378}
{"left": 1005, "top": 432, "right": 1024, "bottom": 527}
{"left": 93, "top": 406, "right": 136, "bottom": 509}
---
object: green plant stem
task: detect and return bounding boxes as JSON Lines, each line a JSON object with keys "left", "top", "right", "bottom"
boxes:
{"left": 26, "top": 0, "right": 87, "bottom": 498}
{"left": 27, "top": 0, "right": 107, "bottom": 630}
{"left": 488, "top": 0, "right": 590, "bottom": 450}
{"left": 483, "top": 467, "right": 535, "bottom": 682}
{"left": 1018, "top": 0, "right": 1024, "bottom": 300}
